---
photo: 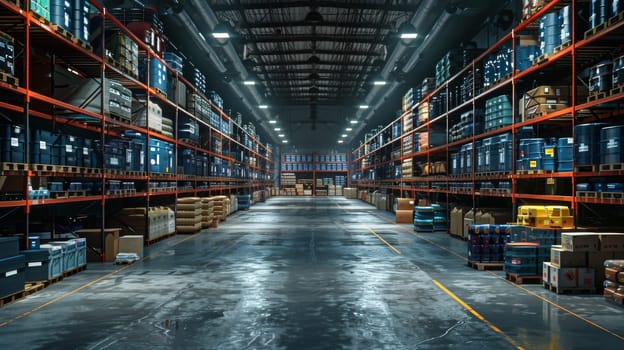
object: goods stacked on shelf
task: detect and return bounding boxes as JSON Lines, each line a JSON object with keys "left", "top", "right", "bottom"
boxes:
{"left": 603, "top": 260, "right": 624, "bottom": 305}
{"left": 176, "top": 197, "right": 202, "bottom": 234}
{"left": 516, "top": 205, "right": 573, "bottom": 229}
{"left": 0, "top": 237, "right": 25, "bottom": 298}
{"left": 483, "top": 44, "right": 512, "bottom": 88}
{"left": 113, "top": 207, "right": 174, "bottom": 241}
{"left": 484, "top": 95, "right": 512, "bottom": 131}
{"left": 200, "top": 197, "right": 215, "bottom": 228}
{"left": 518, "top": 85, "right": 569, "bottom": 122}
{"left": 0, "top": 30, "right": 14, "bottom": 76}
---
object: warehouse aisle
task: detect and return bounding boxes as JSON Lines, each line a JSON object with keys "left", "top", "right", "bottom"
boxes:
{"left": 1, "top": 197, "right": 623, "bottom": 349}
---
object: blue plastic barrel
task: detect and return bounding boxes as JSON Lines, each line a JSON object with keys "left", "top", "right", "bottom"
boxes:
{"left": 504, "top": 242, "right": 539, "bottom": 276}
{"left": 72, "top": 0, "right": 89, "bottom": 42}
{"left": 560, "top": 5, "right": 572, "bottom": 44}
{"left": 519, "top": 138, "right": 545, "bottom": 159}
{"left": 589, "top": 60, "right": 613, "bottom": 92}
{"left": 50, "top": 0, "right": 72, "bottom": 32}
{"left": 557, "top": 137, "right": 574, "bottom": 171}
{"left": 600, "top": 125, "right": 624, "bottom": 164}
{"left": 591, "top": 0, "right": 609, "bottom": 28}
{"left": 575, "top": 123, "right": 610, "bottom": 166}
{"left": 576, "top": 183, "right": 593, "bottom": 191}
{"left": 543, "top": 144, "right": 556, "bottom": 171}
{"left": 613, "top": 54, "right": 624, "bottom": 86}
{"left": 607, "top": 183, "right": 624, "bottom": 192}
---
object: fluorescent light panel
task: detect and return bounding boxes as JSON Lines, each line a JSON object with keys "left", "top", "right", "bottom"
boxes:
{"left": 243, "top": 80, "right": 255, "bottom": 85}
{"left": 400, "top": 33, "right": 418, "bottom": 39}
{"left": 212, "top": 32, "right": 230, "bottom": 39}
{"left": 269, "top": 120, "right": 277, "bottom": 124}
{"left": 373, "top": 81, "right": 387, "bottom": 85}
{"left": 259, "top": 105, "right": 268, "bottom": 109}
{"left": 359, "top": 105, "right": 369, "bottom": 109}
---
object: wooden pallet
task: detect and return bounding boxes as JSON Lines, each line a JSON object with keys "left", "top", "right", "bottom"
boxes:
{"left": 584, "top": 22, "right": 609, "bottom": 40}
{"left": 0, "top": 289, "right": 26, "bottom": 307}
{"left": 63, "top": 265, "right": 87, "bottom": 278}
{"left": 106, "top": 113, "right": 132, "bottom": 124}
{"left": 146, "top": 232, "right": 176, "bottom": 246}
{"left": 533, "top": 54, "right": 550, "bottom": 66}
{"left": 599, "top": 163, "right": 624, "bottom": 172}
{"left": 544, "top": 282, "right": 596, "bottom": 295}
{"left": 610, "top": 84, "right": 624, "bottom": 97}
{"left": 83, "top": 167, "right": 102, "bottom": 175}
{"left": 151, "top": 87, "right": 167, "bottom": 100}
{"left": 55, "top": 165, "right": 80, "bottom": 174}
{"left": 494, "top": 188, "right": 512, "bottom": 194}
{"left": 506, "top": 273, "right": 542, "bottom": 285}
{"left": 30, "top": 163, "right": 55, "bottom": 172}
{"left": 553, "top": 41, "right": 571, "bottom": 54}
{"left": 574, "top": 165, "right": 597, "bottom": 173}
{"left": 576, "top": 191, "right": 599, "bottom": 199}
{"left": 0, "top": 71, "right": 19, "bottom": 87}
{"left": 179, "top": 138, "right": 199, "bottom": 146}
{"left": 1, "top": 162, "right": 27, "bottom": 171}
{"left": 608, "top": 10, "right": 624, "bottom": 27}
{"left": 468, "top": 261, "right": 504, "bottom": 271}
{"left": 516, "top": 169, "right": 545, "bottom": 175}
{"left": 587, "top": 91, "right": 607, "bottom": 102}
{"left": 601, "top": 192, "right": 624, "bottom": 200}
{"left": 24, "top": 281, "right": 45, "bottom": 294}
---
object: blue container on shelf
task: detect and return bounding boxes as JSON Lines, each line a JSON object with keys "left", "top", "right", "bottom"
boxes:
{"left": 575, "top": 123, "right": 610, "bottom": 166}
{"left": 606, "top": 183, "right": 624, "bottom": 192}
{"left": 31, "top": 129, "right": 54, "bottom": 164}
{"left": 600, "top": 125, "right": 624, "bottom": 164}
{"left": 576, "top": 183, "right": 593, "bottom": 191}
{"left": 2, "top": 124, "right": 25, "bottom": 163}
{"left": 179, "top": 149, "right": 195, "bottom": 175}
{"left": 50, "top": 0, "right": 73, "bottom": 33}
{"left": 589, "top": 60, "right": 613, "bottom": 93}
{"left": 557, "top": 137, "right": 573, "bottom": 171}
{"left": 140, "top": 57, "right": 167, "bottom": 93}
{"left": 72, "top": 0, "right": 90, "bottom": 42}
{"left": 498, "top": 139, "right": 513, "bottom": 172}
{"left": 178, "top": 115, "right": 199, "bottom": 143}
{"left": 543, "top": 144, "right": 556, "bottom": 171}
{"left": 590, "top": 0, "right": 609, "bottom": 28}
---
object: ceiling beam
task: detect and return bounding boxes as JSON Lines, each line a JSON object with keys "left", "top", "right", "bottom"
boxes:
{"left": 239, "top": 21, "right": 395, "bottom": 31}
{"left": 210, "top": 1, "right": 419, "bottom": 12}
{"left": 268, "top": 81, "right": 359, "bottom": 87}
{"left": 242, "top": 34, "right": 387, "bottom": 45}
{"left": 246, "top": 48, "right": 383, "bottom": 58}
{"left": 253, "top": 61, "right": 377, "bottom": 68}
{"left": 259, "top": 77, "right": 361, "bottom": 82}
{"left": 259, "top": 69, "right": 368, "bottom": 75}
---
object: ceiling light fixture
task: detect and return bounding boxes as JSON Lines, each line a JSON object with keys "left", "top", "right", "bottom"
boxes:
{"left": 373, "top": 80, "right": 387, "bottom": 86}
{"left": 341, "top": 134, "right": 347, "bottom": 138}
{"left": 359, "top": 105, "right": 369, "bottom": 109}
{"left": 399, "top": 23, "right": 418, "bottom": 45}
{"left": 259, "top": 104, "right": 268, "bottom": 109}
{"left": 282, "top": 140, "right": 289, "bottom": 143}
{"left": 274, "top": 127, "right": 281, "bottom": 131}
{"left": 278, "top": 134, "right": 285, "bottom": 137}
{"left": 305, "top": 9, "right": 324, "bottom": 24}
{"left": 346, "top": 128, "right": 352, "bottom": 131}
{"left": 243, "top": 80, "right": 256, "bottom": 85}
{"left": 269, "top": 120, "right": 277, "bottom": 124}
{"left": 338, "top": 140, "right": 344, "bottom": 144}
{"left": 211, "top": 23, "right": 231, "bottom": 45}
{"left": 350, "top": 120, "right": 359, "bottom": 124}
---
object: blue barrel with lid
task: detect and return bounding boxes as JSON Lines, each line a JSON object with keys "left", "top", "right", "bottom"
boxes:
{"left": 557, "top": 137, "right": 573, "bottom": 171}
{"left": 589, "top": 60, "right": 613, "bottom": 92}
{"left": 576, "top": 183, "right": 593, "bottom": 191}
{"left": 612, "top": 54, "right": 624, "bottom": 86}
{"left": 600, "top": 125, "right": 624, "bottom": 164}
{"left": 575, "top": 123, "right": 610, "bottom": 166}
{"left": 519, "top": 138, "right": 545, "bottom": 159}
{"left": 543, "top": 144, "right": 556, "bottom": 171}
{"left": 51, "top": 0, "right": 73, "bottom": 32}
{"left": 591, "top": 0, "right": 609, "bottom": 28}
{"left": 539, "top": 12, "right": 561, "bottom": 55}
{"left": 606, "top": 183, "right": 624, "bottom": 192}
{"left": 560, "top": 5, "right": 573, "bottom": 44}
{"left": 594, "top": 181, "right": 607, "bottom": 192}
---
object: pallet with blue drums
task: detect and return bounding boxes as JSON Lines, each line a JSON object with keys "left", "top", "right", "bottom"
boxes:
{"left": 467, "top": 260, "right": 503, "bottom": 271}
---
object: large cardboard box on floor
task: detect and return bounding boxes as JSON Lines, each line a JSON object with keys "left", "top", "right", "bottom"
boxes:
{"left": 550, "top": 246, "right": 587, "bottom": 267}
{"left": 119, "top": 235, "right": 144, "bottom": 258}
{"left": 396, "top": 210, "right": 414, "bottom": 224}
{"left": 561, "top": 232, "right": 600, "bottom": 252}
{"left": 397, "top": 198, "right": 414, "bottom": 210}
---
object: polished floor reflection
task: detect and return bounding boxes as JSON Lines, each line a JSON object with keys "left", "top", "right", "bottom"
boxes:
{"left": 0, "top": 197, "right": 623, "bottom": 349}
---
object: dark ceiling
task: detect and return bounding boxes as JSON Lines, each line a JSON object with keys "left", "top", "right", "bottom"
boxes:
{"left": 113, "top": 0, "right": 516, "bottom": 152}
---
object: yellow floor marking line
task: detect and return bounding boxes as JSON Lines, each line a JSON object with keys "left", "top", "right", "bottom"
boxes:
{"left": 366, "top": 210, "right": 624, "bottom": 342}
{"left": 365, "top": 226, "right": 401, "bottom": 255}
{"left": 433, "top": 279, "right": 525, "bottom": 350}
{"left": 0, "top": 234, "right": 199, "bottom": 328}
{"left": 485, "top": 270, "right": 624, "bottom": 342}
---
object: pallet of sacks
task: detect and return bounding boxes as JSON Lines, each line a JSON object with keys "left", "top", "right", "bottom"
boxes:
{"left": 200, "top": 197, "right": 215, "bottom": 229}
{"left": 211, "top": 195, "right": 230, "bottom": 223}
{"left": 176, "top": 197, "right": 202, "bottom": 234}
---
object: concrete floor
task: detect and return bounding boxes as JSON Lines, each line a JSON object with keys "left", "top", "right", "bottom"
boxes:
{"left": 1, "top": 196, "right": 623, "bottom": 349}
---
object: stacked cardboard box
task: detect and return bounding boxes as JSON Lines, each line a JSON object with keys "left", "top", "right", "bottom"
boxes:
{"left": 519, "top": 85, "right": 569, "bottom": 122}
{"left": 118, "top": 235, "right": 144, "bottom": 258}
{"left": 335, "top": 185, "right": 344, "bottom": 196}
{"left": 176, "top": 197, "right": 202, "bottom": 234}
{"left": 211, "top": 196, "right": 230, "bottom": 221}
{"left": 543, "top": 232, "right": 624, "bottom": 292}
{"left": 396, "top": 198, "right": 414, "bottom": 224}
{"left": 200, "top": 197, "right": 215, "bottom": 228}
{"left": 114, "top": 207, "right": 172, "bottom": 242}
{"left": 344, "top": 188, "right": 358, "bottom": 199}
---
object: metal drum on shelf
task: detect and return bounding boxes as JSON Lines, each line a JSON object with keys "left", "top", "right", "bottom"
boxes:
{"left": 589, "top": 60, "right": 613, "bottom": 92}
{"left": 575, "top": 123, "right": 610, "bottom": 166}
{"left": 543, "top": 144, "right": 556, "bottom": 171}
{"left": 539, "top": 12, "right": 561, "bottom": 55}
{"left": 594, "top": 181, "right": 607, "bottom": 192}
{"left": 557, "top": 137, "right": 574, "bottom": 171}
{"left": 613, "top": 54, "right": 624, "bottom": 86}
{"left": 519, "top": 138, "right": 545, "bottom": 159}
{"left": 50, "top": 0, "right": 73, "bottom": 32}
{"left": 600, "top": 125, "right": 624, "bottom": 164}
{"left": 590, "top": 0, "right": 609, "bottom": 28}
{"left": 606, "top": 183, "right": 624, "bottom": 192}
{"left": 614, "top": 0, "right": 622, "bottom": 15}
{"left": 560, "top": 5, "right": 572, "bottom": 44}
{"left": 576, "top": 183, "right": 593, "bottom": 191}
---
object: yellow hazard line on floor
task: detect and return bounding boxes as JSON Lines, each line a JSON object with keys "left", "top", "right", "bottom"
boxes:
{"left": 365, "top": 226, "right": 401, "bottom": 255}
{"left": 0, "top": 234, "right": 199, "bottom": 329}
{"left": 366, "top": 210, "right": 624, "bottom": 342}
{"left": 433, "top": 279, "right": 525, "bottom": 350}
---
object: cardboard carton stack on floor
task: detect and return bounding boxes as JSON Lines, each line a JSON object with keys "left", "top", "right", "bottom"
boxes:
{"left": 603, "top": 260, "right": 624, "bottom": 305}
{"left": 211, "top": 196, "right": 230, "bottom": 222}
{"left": 114, "top": 206, "right": 173, "bottom": 242}
{"left": 396, "top": 198, "right": 414, "bottom": 224}
{"left": 343, "top": 188, "right": 358, "bottom": 199}
{"left": 200, "top": 197, "right": 215, "bottom": 229}
{"left": 176, "top": 197, "right": 202, "bottom": 234}
{"left": 543, "top": 232, "right": 624, "bottom": 292}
